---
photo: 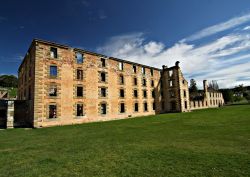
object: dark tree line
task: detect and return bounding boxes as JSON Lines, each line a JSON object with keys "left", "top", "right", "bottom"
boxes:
{"left": 0, "top": 75, "right": 18, "bottom": 88}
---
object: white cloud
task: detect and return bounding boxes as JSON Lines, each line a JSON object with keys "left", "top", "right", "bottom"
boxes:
{"left": 144, "top": 41, "right": 164, "bottom": 55}
{"left": 97, "top": 13, "right": 250, "bottom": 89}
{"left": 181, "top": 13, "right": 250, "bottom": 42}
{"left": 243, "top": 26, "right": 250, "bottom": 30}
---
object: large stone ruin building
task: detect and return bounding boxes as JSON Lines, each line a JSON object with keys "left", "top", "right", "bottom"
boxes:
{"left": 14, "top": 39, "right": 224, "bottom": 128}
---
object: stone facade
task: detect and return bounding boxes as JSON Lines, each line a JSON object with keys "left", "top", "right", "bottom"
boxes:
{"left": 17, "top": 39, "right": 222, "bottom": 128}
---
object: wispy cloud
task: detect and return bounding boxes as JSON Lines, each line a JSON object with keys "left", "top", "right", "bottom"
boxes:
{"left": 181, "top": 13, "right": 250, "bottom": 42}
{"left": 97, "top": 17, "right": 250, "bottom": 88}
{"left": 243, "top": 25, "right": 250, "bottom": 30}
{"left": 0, "top": 55, "right": 23, "bottom": 63}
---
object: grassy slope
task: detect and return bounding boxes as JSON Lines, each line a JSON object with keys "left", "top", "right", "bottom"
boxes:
{"left": 0, "top": 105, "right": 249, "bottom": 177}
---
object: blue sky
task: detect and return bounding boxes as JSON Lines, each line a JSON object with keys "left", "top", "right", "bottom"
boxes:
{"left": 1, "top": 0, "right": 250, "bottom": 88}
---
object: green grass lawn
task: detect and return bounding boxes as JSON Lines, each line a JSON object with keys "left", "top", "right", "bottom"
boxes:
{"left": 0, "top": 105, "right": 249, "bottom": 177}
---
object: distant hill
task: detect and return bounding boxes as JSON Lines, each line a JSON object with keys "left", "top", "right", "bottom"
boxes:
{"left": 0, "top": 75, "right": 18, "bottom": 88}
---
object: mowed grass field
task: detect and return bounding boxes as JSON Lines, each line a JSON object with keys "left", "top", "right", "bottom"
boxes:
{"left": 0, "top": 105, "right": 249, "bottom": 177}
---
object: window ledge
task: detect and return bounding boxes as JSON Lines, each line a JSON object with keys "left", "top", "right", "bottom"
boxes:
{"left": 74, "top": 116, "right": 86, "bottom": 119}
{"left": 46, "top": 118, "right": 60, "bottom": 121}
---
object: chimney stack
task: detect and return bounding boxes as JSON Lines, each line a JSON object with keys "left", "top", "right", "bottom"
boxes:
{"left": 175, "top": 61, "right": 180, "bottom": 67}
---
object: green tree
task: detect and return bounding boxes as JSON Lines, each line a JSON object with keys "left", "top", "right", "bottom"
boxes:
{"left": 244, "top": 92, "right": 250, "bottom": 103}
{"left": 189, "top": 79, "right": 198, "bottom": 93}
{"left": 221, "top": 89, "right": 234, "bottom": 104}
{"left": 0, "top": 75, "right": 18, "bottom": 88}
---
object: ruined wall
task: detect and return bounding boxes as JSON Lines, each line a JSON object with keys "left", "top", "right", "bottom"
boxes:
{"left": 17, "top": 39, "right": 196, "bottom": 128}
{"left": 161, "top": 62, "right": 190, "bottom": 113}
{"left": 31, "top": 41, "right": 163, "bottom": 127}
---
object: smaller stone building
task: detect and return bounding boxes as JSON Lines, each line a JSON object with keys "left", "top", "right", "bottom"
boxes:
{"left": 190, "top": 80, "right": 224, "bottom": 110}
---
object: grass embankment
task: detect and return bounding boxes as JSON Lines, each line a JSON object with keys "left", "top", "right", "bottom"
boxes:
{"left": 0, "top": 105, "right": 249, "bottom": 177}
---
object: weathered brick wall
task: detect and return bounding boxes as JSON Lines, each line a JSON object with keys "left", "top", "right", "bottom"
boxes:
{"left": 161, "top": 63, "right": 190, "bottom": 113}
{"left": 32, "top": 41, "right": 164, "bottom": 127}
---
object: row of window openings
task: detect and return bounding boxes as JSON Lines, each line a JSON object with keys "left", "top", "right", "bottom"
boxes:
{"left": 119, "top": 62, "right": 155, "bottom": 76}
{"left": 210, "top": 92, "right": 222, "bottom": 98}
{"left": 49, "top": 86, "right": 83, "bottom": 97}
{"left": 100, "top": 102, "right": 153, "bottom": 115}
{"left": 101, "top": 73, "right": 155, "bottom": 87}
{"left": 49, "top": 102, "right": 155, "bottom": 119}
{"left": 49, "top": 86, "right": 156, "bottom": 99}
{"left": 50, "top": 48, "right": 86, "bottom": 65}
{"left": 49, "top": 85, "right": 182, "bottom": 99}
{"left": 50, "top": 67, "right": 156, "bottom": 88}
{"left": 50, "top": 47, "right": 157, "bottom": 75}
{"left": 49, "top": 104, "right": 84, "bottom": 118}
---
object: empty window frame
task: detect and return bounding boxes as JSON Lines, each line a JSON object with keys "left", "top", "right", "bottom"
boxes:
{"left": 77, "top": 86, "right": 83, "bottom": 97}
{"left": 100, "top": 103, "right": 107, "bottom": 115}
{"left": 49, "top": 85, "right": 57, "bottom": 97}
{"left": 100, "top": 72, "right": 106, "bottom": 82}
{"left": 100, "top": 88, "right": 107, "bottom": 97}
{"left": 169, "top": 70, "right": 173, "bottom": 77}
{"left": 50, "top": 47, "right": 58, "bottom": 58}
{"left": 134, "top": 103, "right": 139, "bottom": 112}
{"left": 142, "top": 78, "right": 147, "bottom": 86}
{"left": 101, "top": 58, "right": 106, "bottom": 67}
{"left": 183, "top": 90, "right": 186, "bottom": 97}
{"left": 141, "top": 67, "right": 146, "bottom": 75}
{"left": 150, "top": 68, "right": 154, "bottom": 76}
{"left": 76, "top": 52, "right": 84, "bottom": 64}
{"left": 77, "top": 104, "right": 84, "bottom": 116}
{"left": 185, "top": 101, "right": 187, "bottom": 109}
{"left": 120, "top": 89, "right": 125, "bottom": 98}
{"left": 50, "top": 66, "right": 57, "bottom": 77}
{"left": 119, "top": 62, "right": 124, "bottom": 70}
{"left": 77, "top": 69, "right": 83, "bottom": 80}
{"left": 134, "top": 89, "right": 138, "bottom": 98}
{"left": 119, "top": 75, "right": 124, "bottom": 84}
{"left": 120, "top": 103, "right": 125, "bottom": 113}
{"left": 143, "top": 90, "right": 147, "bottom": 98}
{"left": 133, "top": 65, "right": 137, "bottom": 73}
{"left": 152, "top": 90, "right": 155, "bottom": 98}
{"left": 169, "top": 80, "right": 173, "bottom": 87}
{"left": 49, "top": 105, "right": 57, "bottom": 119}
{"left": 144, "top": 102, "right": 148, "bottom": 112}
{"left": 134, "top": 77, "right": 137, "bottom": 85}
{"left": 151, "top": 80, "right": 154, "bottom": 87}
